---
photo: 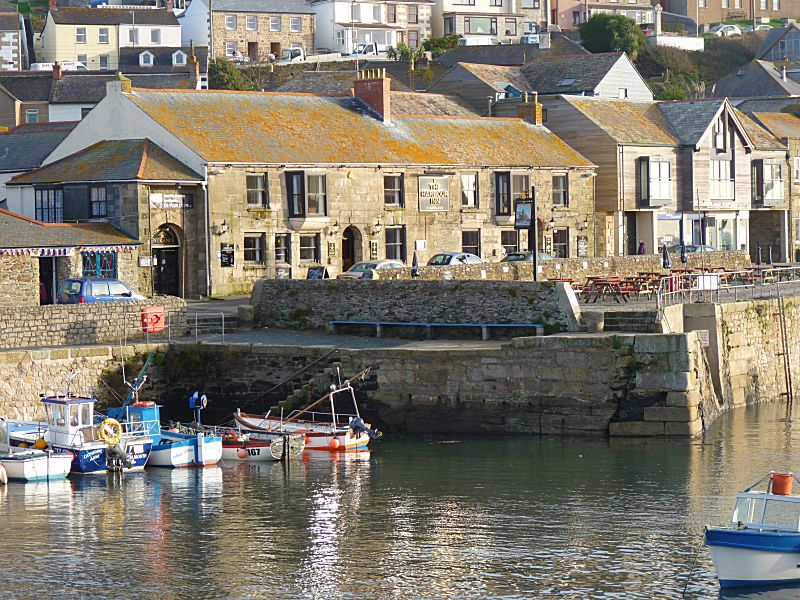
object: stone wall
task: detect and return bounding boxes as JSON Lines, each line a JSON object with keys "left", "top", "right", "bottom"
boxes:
{"left": 0, "top": 255, "right": 39, "bottom": 306}
{"left": 251, "top": 279, "right": 576, "bottom": 332}
{"left": 211, "top": 13, "right": 315, "bottom": 60}
{"left": 0, "top": 297, "right": 186, "bottom": 349}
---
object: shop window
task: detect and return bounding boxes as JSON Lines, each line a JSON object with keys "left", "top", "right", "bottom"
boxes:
{"left": 81, "top": 251, "right": 117, "bottom": 278}
{"left": 385, "top": 226, "right": 406, "bottom": 261}
{"left": 552, "top": 228, "right": 569, "bottom": 258}
{"left": 244, "top": 233, "right": 266, "bottom": 263}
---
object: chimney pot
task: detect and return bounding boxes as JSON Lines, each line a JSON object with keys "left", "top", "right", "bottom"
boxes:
{"left": 48, "top": 0, "right": 55, "bottom": 10}
{"left": 52, "top": 61, "right": 62, "bottom": 80}
{"left": 516, "top": 91, "right": 543, "bottom": 125}
{"left": 353, "top": 68, "right": 391, "bottom": 122}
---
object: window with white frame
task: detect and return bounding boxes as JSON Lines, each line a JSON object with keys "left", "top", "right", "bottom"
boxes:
{"left": 336, "top": 30, "right": 345, "bottom": 45}
{"left": 299, "top": 234, "right": 320, "bottom": 261}
{"left": 151, "top": 28, "right": 161, "bottom": 44}
{"left": 77, "top": 54, "right": 87, "bottom": 66}
{"left": 25, "top": 108, "right": 39, "bottom": 123}
{"left": 286, "top": 171, "right": 327, "bottom": 217}
{"left": 387, "top": 4, "right": 396, "bottom": 22}
{"left": 385, "top": 226, "right": 406, "bottom": 261}
{"left": 225, "top": 42, "right": 237, "bottom": 56}
{"left": 275, "top": 233, "right": 291, "bottom": 263}
{"left": 552, "top": 174, "right": 568, "bottom": 206}
{"left": 461, "top": 172, "right": 478, "bottom": 208}
{"left": 246, "top": 15, "right": 258, "bottom": 30}
{"left": 140, "top": 51, "right": 154, "bottom": 66}
{"left": 794, "top": 156, "right": 800, "bottom": 181}
{"left": 351, "top": 2, "right": 360, "bottom": 20}
{"left": 90, "top": 186, "right": 107, "bottom": 217}
{"left": 244, "top": 233, "right": 266, "bottom": 263}
{"left": 247, "top": 174, "right": 269, "bottom": 207}
{"left": 270, "top": 16, "right": 281, "bottom": 31}
{"left": 373, "top": 5, "right": 381, "bottom": 21}
{"left": 760, "top": 0, "right": 767, "bottom": 9}
{"left": 408, "top": 4, "right": 418, "bottom": 22}
{"left": 735, "top": 0, "right": 742, "bottom": 7}
{"left": 99, "top": 55, "right": 109, "bottom": 70}
{"left": 76, "top": 27, "right": 86, "bottom": 43}
{"left": 129, "top": 28, "right": 139, "bottom": 44}
{"left": 552, "top": 228, "right": 569, "bottom": 258}
{"left": 290, "top": 17, "right": 301, "bottom": 32}
{"left": 408, "top": 30, "right": 419, "bottom": 47}
{"left": 773, "top": 0, "right": 780, "bottom": 9}
{"left": 711, "top": 159, "right": 734, "bottom": 200}
{"left": 384, "top": 174, "right": 404, "bottom": 206}
{"left": 752, "top": 160, "right": 783, "bottom": 204}
{"left": 99, "top": 28, "right": 109, "bottom": 43}
{"left": 35, "top": 189, "right": 63, "bottom": 222}
{"left": 639, "top": 157, "right": 671, "bottom": 204}
{"left": 501, "top": 230, "right": 518, "bottom": 255}
{"left": 173, "top": 51, "right": 186, "bottom": 66}
{"left": 462, "top": 230, "right": 480, "bottom": 256}
{"left": 722, "top": 0, "right": 728, "bottom": 7}
{"left": 619, "top": 87, "right": 628, "bottom": 99}
{"left": 225, "top": 15, "right": 237, "bottom": 29}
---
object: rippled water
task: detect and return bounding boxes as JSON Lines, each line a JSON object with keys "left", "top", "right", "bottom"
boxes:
{"left": 4, "top": 404, "right": 800, "bottom": 599}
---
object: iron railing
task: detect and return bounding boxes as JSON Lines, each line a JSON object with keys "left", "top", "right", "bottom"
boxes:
{"left": 120, "top": 310, "right": 232, "bottom": 346}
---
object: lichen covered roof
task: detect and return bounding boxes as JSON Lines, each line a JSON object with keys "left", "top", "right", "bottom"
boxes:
{"left": 0, "top": 208, "right": 137, "bottom": 249}
{"left": 50, "top": 7, "right": 179, "bottom": 25}
{"left": 126, "top": 89, "right": 592, "bottom": 168}
{"left": 520, "top": 52, "right": 624, "bottom": 94}
{"left": 458, "top": 63, "right": 532, "bottom": 94}
{"left": 9, "top": 139, "right": 202, "bottom": 185}
{"left": 390, "top": 91, "right": 478, "bottom": 117}
{"left": 734, "top": 109, "right": 786, "bottom": 150}
{"left": 751, "top": 111, "right": 800, "bottom": 140}
{"left": 561, "top": 96, "right": 679, "bottom": 145}
{"left": 276, "top": 71, "right": 411, "bottom": 94}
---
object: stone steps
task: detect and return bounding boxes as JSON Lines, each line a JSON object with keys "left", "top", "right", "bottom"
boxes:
{"left": 602, "top": 311, "right": 659, "bottom": 333}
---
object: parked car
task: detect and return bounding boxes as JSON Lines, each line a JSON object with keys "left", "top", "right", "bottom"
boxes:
{"left": 500, "top": 251, "right": 555, "bottom": 262}
{"left": 31, "top": 61, "right": 88, "bottom": 71}
{"left": 457, "top": 36, "right": 504, "bottom": 46}
{"left": 56, "top": 277, "right": 145, "bottom": 304}
{"left": 708, "top": 24, "right": 742, "bottom": 37}
{"left": 744, "top": 24, "right": 772, "bottom": 31}
{"left": 427, "top": 252, "right": 483, "bottom": 266}
{"left": 351, "top": 43, "right": 389, "bottom": 56}
{"left": 666, "top": 244, "right": 716, "bottom": 254}
{"left": 336, "top": 260, "right": 405, "bottom": 280}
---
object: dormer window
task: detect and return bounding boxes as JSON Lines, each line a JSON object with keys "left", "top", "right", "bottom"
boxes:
{"left": 558, "top": 77, "right": 576, "bottom": 86}
{"left": 172, "top": 50, "right": 187, "bottom": 66}
{"left": 140, "top": 51, "right": 154, "bottom": 67}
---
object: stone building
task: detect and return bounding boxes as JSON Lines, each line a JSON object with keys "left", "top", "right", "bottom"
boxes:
{"left": 30, "top": 71, "right": 595, "bottom": 297}
{"left": 181, "top": 0, "right": 316, "bottom": 61}
{"left": 0, "top": 12, "right": 29, "bottom": 71}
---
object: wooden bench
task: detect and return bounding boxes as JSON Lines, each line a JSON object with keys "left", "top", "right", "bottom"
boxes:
{"left": 328, "top": 320, "right": 545, "bottom": 340}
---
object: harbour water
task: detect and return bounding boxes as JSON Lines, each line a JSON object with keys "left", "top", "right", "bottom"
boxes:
{"left": 2, "top": 403, "right": 800, "bottom": 599}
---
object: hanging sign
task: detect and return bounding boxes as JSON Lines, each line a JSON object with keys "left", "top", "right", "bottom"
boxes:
{"left": 418, "top": 176, "right": 450, "bottom": 211}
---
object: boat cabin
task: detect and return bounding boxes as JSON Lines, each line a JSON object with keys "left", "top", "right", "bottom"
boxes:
{"left": 107, "top": 403, "right": 162, "bottom": 444}
{"left": 42, "top": 395, "right": 98, "bottom": 447}
{"left": 732, "top": 491, "right": 800, "bottom": 532}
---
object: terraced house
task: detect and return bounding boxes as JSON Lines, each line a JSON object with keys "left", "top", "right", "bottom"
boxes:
{"left": 10, "top": 71, "right": 595, "bottom": 297}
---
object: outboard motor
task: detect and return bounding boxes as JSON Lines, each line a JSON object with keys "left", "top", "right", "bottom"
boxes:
{"left": 348, "top": 417, "right": 382, "bottom": 440}
{"left": 107, "top": 442, "right": 132, "bottom": 470}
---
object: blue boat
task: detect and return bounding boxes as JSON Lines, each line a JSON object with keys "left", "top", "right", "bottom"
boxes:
{"left": 706, "top": 472, "right": 800, "bottom": 589}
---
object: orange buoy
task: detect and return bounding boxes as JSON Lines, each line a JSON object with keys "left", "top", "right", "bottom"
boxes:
{"left": 771, "top": 473, "right": 794, "bottom": 495}
{"left": 329, "top": 438, "right": 340, "bottom": 450}
{"left": 236, "top": 448, "right": 249, "bottom": 459}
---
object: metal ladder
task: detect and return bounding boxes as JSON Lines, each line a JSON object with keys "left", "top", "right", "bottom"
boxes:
{"left": 776, "top": 284, "right": 794, "bottom": 412}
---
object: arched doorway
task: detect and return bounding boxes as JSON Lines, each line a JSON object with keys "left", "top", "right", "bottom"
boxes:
{"left": 342, "top": 226, "right": 363, "bottom": 271}
{"left": 152, "top": 224, "right": 181, "bottom": 296}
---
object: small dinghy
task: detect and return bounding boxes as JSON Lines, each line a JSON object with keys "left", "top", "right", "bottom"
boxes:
{"left": 706, "top": 472, "right": 800, "bottom": 589}
{"left": 219, "top": 428, "right": 305, "bottom": 462}
{"left": 0, "top": 420, "right": 72, "bottom": 482}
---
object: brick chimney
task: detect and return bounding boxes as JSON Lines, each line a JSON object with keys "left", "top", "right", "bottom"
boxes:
{"left": 52, "top": 61, "right": 62, "bottom": 80}
{"left": 516, "top": 91, "right": 544, "bottom": 125}
{"left": 166, "top": 0, "right": 174, "bottom": 11}
{"left": 353, "top": 68, "right": 390, "bottom": 122}
{"left": 49, "top": 0, "right": 56, "bottom": 10}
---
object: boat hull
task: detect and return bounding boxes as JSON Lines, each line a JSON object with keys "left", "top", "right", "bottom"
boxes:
{"left": 221, "top": 441, "right": 277, "bottom": 462}
{"left": 149, "top": 432, "right": 222, "bottom": 468}
{"left": 235, "top": 414, "right": 370, "bottom": 451}
{"left": 706, "top": 527, "right": 800, "bottom": 588}
{"left": 54, "top": 441, "right": 151, "bottom": 474}
{"left": 0, "top": 451, "right": 72, "bottom": 482}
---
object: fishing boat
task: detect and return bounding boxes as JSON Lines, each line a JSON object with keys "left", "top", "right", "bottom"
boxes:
{"left": 233, "top": 368, "right": 381, "bottom": 452}
{"left": 219, "top": 428, "right": 305, "bottom": 462}
{"left": 0, "top": 420, "right": 72, "bottom": 482}
{"left": 706, "top": 472, "right": 800, "bottom": 589}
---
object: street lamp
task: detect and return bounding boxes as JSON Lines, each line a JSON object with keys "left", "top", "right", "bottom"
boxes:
{"left": 352, "top": 0, "right": 358, "bottom": 73}
{"left": 527, "top": 186, "right": 538, "bottom": 282}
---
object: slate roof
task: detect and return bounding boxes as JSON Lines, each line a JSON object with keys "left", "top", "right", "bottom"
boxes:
{"left": 0, "top": 208, "right": 138, "bottom": 250}
{"left": 125, "top": 88, "right": 593, "bottom": 168}
{"left": 0, "top": 12, "right": 19, "bottom": 30}
{"left": 9, "top": 139, "right": 203, "bottom": 185}
{"left": 560, "top": 96, "right": 679, "bottom": 145}
{"left": 750, "top": 111, "right": 800, "bottom": 140}
{"left": 734, "top": 109, "right": 786, "bottom": 150}
{"left": 733, "top": 96, "right": 800, "bottom": 113}
{"left": 520, "top": 52, "right": 623, "bottom": 95}
{"left": 458, "top": 62, "right": 532, "bottom": 94}
{"left": 656, "top": 99, "right": 725, "bottom": 146}
{"left": 713, "top": 60, "right": 800, "bottom": 98}
{"left": 118, "top": 46, "right": 208, "bottom": 73}
{"left": 390, "top": 91, "right": 478, "bottom": 116}
{"left": 276, "top": 71, "right": 411, "bottom": 94}
{"left": 755, "top": 24, "right": 800, "bottom": 60}
{"left": 436, "top": 34, "right": 588, "bottom": 68}
{"left": 213, "top": 0, "right": 314, "bottom": 12}
{"left": 0, "top": 73, "right": 53, "bottom": 102}
{"left": 50, "top": 7, "right": 179, "bottom": 25}
{"left": 0, "top": 122, "right": 77, "bottom": 173}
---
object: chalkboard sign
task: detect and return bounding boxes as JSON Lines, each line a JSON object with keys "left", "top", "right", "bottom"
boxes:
{"left": 577, "top": 235, "right": 589, "bottom": 257}
{"left": 220, "top": 243, "right": 234, "bottom": 267}
{"left": 276, "top": 267, "right": 291, "bottom": 280}
{"left": 306, "top": 266, "right": 329, "bottom": 279}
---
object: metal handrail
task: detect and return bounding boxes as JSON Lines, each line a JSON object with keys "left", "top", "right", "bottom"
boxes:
{"left": 121, "top": 309, "right": 230, "bottom": 346}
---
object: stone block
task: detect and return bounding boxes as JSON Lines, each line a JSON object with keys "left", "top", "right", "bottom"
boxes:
{"left": 70, "top": 347, "right": 112, "bottom": 358}
{"left": 609, "top": 421, "right": 665, "bottom": 437}
{"left": 643, "top": 406, "right": 699, "bottom": 422}
{"left": 635, "top": 371, "right": 696, "bottom": 392}
{"left": 0, "top": 351, "right": 29, "bottom": 364}
{"left": 665, "top": 390, "right": 702, "bottom": 407}
{"left": 664, "top": 418, "right": 703, "bottom": 437}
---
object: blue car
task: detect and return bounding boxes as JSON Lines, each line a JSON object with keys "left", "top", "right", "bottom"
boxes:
{"left": 56, "top": 277, "right": 145, "bottom": 304}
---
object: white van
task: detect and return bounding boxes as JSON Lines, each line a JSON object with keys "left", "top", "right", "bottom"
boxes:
{"left": 351, "top": 42, "right": 388, "bottom": 56}
{"left": 457, "top": 36, "right": 504, "bottom": 46}
{"left": 30, "top": 61, "right": 88, "bottom": 71}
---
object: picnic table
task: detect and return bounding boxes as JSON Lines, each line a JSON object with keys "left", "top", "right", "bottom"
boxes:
{"left": 581, "top": 276, "right": 629, "bottom": 303}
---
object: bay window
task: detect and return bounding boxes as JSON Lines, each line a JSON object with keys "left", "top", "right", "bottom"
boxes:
{"left": 752, "top": 160, "right": 783, "bottom": 206}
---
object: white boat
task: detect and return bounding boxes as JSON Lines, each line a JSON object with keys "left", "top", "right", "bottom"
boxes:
{"left": 706, "top": 472, "right": 800, "bottom": 589}
{"left": 219, "top": 429, "right": 305, "bottom": 462}
{"left": 148, "top": 429, "right": 223, "bottom": 468}
{"left": 0, "top": 421, "right": 72, "bottom": 482}
{"left": 233, "top": 369, "right": 381, "bottom": 452}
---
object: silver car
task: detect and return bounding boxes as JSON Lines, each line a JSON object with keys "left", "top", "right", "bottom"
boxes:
{"left": 427, "top": 252, "right": 483, "bottom": 266}
{"left": 336, "top": 260, "right": 405, "bottom": 280}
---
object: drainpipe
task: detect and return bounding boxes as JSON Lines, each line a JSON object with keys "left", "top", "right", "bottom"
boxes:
{"left": 202, "top": 166, "right": 211, "bottom": 297}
